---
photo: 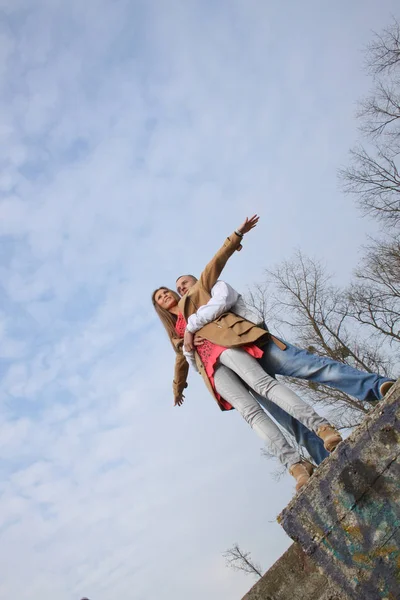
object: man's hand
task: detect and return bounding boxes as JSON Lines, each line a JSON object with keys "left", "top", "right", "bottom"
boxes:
{"left": 193, "top": 334, "right": 206, "bottom": 347}
{"left": 174, "top": 393, "right": 185, "bottom": 407}
{"left": 237, "top": 214, "right": 259, "bottom": 235}
{"left": 183, "top": 329, "right": 195, "bottom": 352}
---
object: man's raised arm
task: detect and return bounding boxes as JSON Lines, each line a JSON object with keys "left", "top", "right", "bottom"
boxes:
{"left": 197, "top": 215, "right": 259, "bottom": 293}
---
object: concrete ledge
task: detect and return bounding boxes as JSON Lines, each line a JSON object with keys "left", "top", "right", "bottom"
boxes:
{"left": 242, "top": 542, "right": 346, "bottom": 600}
{"left": 278, "top": 382, "right": 400, "bottom": 600}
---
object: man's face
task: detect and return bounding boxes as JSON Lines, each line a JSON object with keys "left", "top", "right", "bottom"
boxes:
{"left": 176, "top": 275, "right": 197, "bottom": 296}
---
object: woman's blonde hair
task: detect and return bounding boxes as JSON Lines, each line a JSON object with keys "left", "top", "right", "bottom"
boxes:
{"left": 151, "top": 287, "right": 183, "bottom": 352}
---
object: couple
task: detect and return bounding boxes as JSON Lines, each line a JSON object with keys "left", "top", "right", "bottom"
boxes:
{"left": 152, "top": 216, "right": 394, "bottom": 492}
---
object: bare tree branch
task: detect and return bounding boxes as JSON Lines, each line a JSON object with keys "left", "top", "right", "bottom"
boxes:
{"left": 223, "top": 543, "right": 263, "bottom": 579}
{"left": 358, "top": 81, "right": 400, "bottom": 140}
{"left": 347, "top": 235, "right": 400, "bottom": 345}
{"left": 339, "top": 146, "right": 400, "bottom": 226}
{"left": 366, "top": 19, "right": 400, "bottom": 76}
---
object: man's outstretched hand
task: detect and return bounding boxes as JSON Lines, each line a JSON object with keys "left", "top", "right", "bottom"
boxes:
{"left": 237, "top": 214, "right": 259, "bottom": 235}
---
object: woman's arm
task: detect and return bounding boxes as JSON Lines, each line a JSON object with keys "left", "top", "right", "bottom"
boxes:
{"left": 198, "top": 215, "right": 259, "bottom": 293}
{"left": 172, "top": 352, "right": 189, "bottom": 406}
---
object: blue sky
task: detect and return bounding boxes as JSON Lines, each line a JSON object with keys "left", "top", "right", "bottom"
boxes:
{"left": 0, "top": 1, "right": 398, "bottom": 598}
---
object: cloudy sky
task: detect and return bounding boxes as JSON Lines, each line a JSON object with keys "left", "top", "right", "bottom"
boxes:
{"left": 0, "top": 1, "right": 398, "bottom": 598}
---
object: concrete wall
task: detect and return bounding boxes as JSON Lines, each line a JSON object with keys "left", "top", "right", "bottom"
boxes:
{"left": 242, "top": 542, "right": 346, "bottom": 600}
{"left": 242, "top": 382, "right": 400, "bottom": 600}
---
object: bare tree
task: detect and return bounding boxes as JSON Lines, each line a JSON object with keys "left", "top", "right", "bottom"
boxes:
{"left": 246, "top": 252, "right": 394, "bottom": 428}
{"left": 340, "top": 17, "right": 400, "bottom": 226}
{"left": 338, "top": 19, "right": 400, "bottom": 352}
{"left": 223, "top": 543, "right": 263, "bottom": 579}
{"left": 240, "top": 19, "right": 400, "bottom": 474}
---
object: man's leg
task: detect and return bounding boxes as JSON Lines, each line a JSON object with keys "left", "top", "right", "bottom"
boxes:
{"left": 259, "top": 337, "right": 394, "bottom": 403}
{"left": 213, "top": 363, "right": 302, "bottom": 469}
{"left": 249, "top": 391, "right": 329, "bottom": 465}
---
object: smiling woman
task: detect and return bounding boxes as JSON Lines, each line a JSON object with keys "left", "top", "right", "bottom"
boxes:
{"left": 151, "top": 216, "right": 343, "bottom": 493}
{"left": 151, "top": 287, "right": 182, "bottom": 342}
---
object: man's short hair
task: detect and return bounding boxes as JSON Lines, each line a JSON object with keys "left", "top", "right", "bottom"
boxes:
{"left": 175, "top": 274, "right": 198, "bottom": 282}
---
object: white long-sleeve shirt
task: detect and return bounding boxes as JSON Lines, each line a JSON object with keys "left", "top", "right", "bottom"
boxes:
{"left": 183, "top": 280, "right": 262, "bottom": 369}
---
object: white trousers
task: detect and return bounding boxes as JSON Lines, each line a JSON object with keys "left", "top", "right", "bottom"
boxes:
{"left": 213, "top": 348, "right": 328, "bottom": 468}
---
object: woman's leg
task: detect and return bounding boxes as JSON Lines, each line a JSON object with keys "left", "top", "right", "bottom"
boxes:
{"left": 249, "top": 391, "right": 329, "bottom": 465}
{"left": 213, "top": 363, "right": 302, "bottom": 469}
{"left": 219, "top": 348, "right": 328, "bottom": 433}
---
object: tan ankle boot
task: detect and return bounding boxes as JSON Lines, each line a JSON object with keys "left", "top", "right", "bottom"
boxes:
{"left": 289, "top": 462, "right": 312, "bottom": 492}
{"left": 302, "top": 460, "right": 315, "bottom": 476}
{"left": 317, "top": 425, "right": 342, "bottom": 452}
{"left": 380, "top": 380, "right": 395, "bottom": 398}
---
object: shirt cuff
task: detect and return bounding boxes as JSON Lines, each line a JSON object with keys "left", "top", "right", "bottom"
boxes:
{"left": 186, "top": 322, "right": 197, "bottom": 334}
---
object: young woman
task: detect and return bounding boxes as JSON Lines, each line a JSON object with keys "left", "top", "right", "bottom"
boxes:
{"left": 152, "top": 216, "right": 342, "bottom": 491}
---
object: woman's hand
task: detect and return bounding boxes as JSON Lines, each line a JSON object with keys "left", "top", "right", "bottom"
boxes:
{"left": 183, "top": 329, "right": 194, "bottom": 352}
{"left": 174, "top": 393, "right": 185, "bottom": 407}
{"left": 237, "top": 214, "right": 259, "bottom": 235}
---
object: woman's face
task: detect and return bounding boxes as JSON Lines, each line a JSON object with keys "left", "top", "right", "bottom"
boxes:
{"left": 155, "top": 288, "right": 178, "bottom": 311}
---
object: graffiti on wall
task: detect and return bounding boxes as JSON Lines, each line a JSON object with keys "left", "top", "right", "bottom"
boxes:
{"left": 280, "top": 400, "right": 400, "bottom": 600}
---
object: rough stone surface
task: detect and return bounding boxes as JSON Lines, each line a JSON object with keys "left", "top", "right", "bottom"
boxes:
{"left": 242, "top": 543, "right": 347, "bottom": 600}
{"left": 241, "top": 382, "right": 400, "bottom": 600}
{"left": 278, "top": 381, "right": 400, "bottom": 600}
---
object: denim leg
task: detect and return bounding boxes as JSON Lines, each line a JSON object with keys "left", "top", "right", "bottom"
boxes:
{"left": 250, "top": 392, "right": 329, "bottom": 465}
{"left": 259, "top": 337, "right": 393, "bottom": 403}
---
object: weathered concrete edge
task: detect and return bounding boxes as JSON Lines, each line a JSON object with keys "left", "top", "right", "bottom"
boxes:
{"left": 242, "top": 542, "right": 347, "bottom": 600}
{"left": 276, "top": 382, "right": 400, "bottom": 600}
{"left": 277, "top": 380, "right": 400, "bottom": 528}
{"left": 240, "top": 383, "right": 400, "bottom": 600}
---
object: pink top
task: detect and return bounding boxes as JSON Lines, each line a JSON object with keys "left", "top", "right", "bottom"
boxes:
{"left": 175, "top": 313, "right": 263, "bottom": 410}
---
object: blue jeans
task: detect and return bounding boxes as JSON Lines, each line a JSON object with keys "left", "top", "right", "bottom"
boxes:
{"left": 259, "top": 337, "right": 392, "bottom": 403}
{"left": 249, "top": 334, "right": 394, "bottom": 465}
